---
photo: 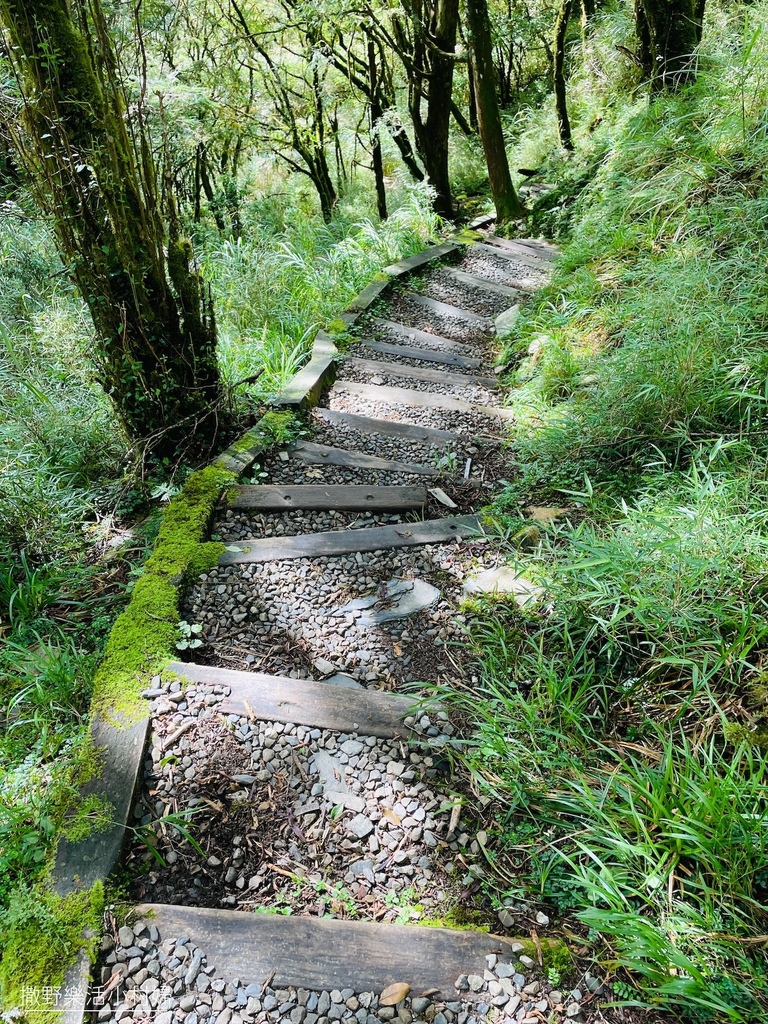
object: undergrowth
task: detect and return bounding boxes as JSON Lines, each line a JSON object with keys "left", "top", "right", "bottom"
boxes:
{"left": 447, "top": 4, "right": 768, "bottom": 1021}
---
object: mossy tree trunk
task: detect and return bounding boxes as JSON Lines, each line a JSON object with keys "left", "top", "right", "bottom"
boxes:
{"left": 464, "top": 0, "right": 525, "bottom": 222}
{"left": 634, "top": 0, "right": 705, "bottom": 89}
{"left": 0, "top": 0, "right": 222, "bottom": 456}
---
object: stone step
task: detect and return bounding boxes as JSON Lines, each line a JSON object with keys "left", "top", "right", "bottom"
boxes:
{"left": 229, "top": 484, "right": 427, "bottom": 512}
{"left": 484, "top": 235, "right": 558, "bottom": 261}
{"left": 442, "top": 267, "right": 524, "bottom": 298}
{"left": 135, "top": 903, "right": 530, "bottom": 995}
{"left": 359, "top": 339, "right": 483, "bottom": 370}
{"left": 331, "top": 381, "right": 515, "bottom": 421}
{"left": 167, "top": 662, "right": 414, "bottom": 737}
{"left": 313, "top": 409, "right": 461, "bottom": 446}
{"left": 218, "top": 515, "right": 484, "bottom": 564}
{"left": 372, "top": 319, "right": 480, "bottom": 355}
{"left": 403, "top": 291, "right": 491, "bottom": 324}
{"left": 345, "top": 356, "right": 497, "bottom": 389}
{"left": 289, "top": 440, "right": 439, "bottom": 476}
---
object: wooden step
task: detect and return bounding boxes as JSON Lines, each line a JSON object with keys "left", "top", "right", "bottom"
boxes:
{"left": 229, "top": 484, "right": 427, "bottom": 511}
{"left": 442, "top": 267, "right": 524, "bottom": 298}
{"left": 403, "top": 291, "right": 491, "bottom": 324}
{"left": 484, "top": 235, "right": 557, "bottom": 261}
{"left": 218, "top": 515, "right": 484, "bottom": 564}
{"left": 136, "top": 903, "right": 533, "bottom": 995}
{"left": 314, "top": 409, "right": 461, "bottom": 446}
{"left": 360, "top": 339, "right": 483, "bottom": 370}
{"left": 332, "top": 381, "right": 515, "bottom": 420}
{"left": 373, "top": 318, "right": 480, "bottom": 355}
{"left": 168, "top": 662, "right": 414, "bottom": 737}
{"left": 289, "top": 440, "right": 439, "bottom": 476}
{"left": 473, "top": 242, "right": 549, "bottom": 274}
{"left": 345, "top": 356, "right": 497, "bottom": 389}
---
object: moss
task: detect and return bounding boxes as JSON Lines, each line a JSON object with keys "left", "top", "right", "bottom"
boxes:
{"left": 92, "top": 464, "right": 233, "bottom": 719}
{"left": 0, "top": 881, "right": 104, "bottom": 1023}
{"left": 60, "top": 793, "right": 113, "bottom": 842}
{"left": 419, "top": 907, "right": 492, "bottom": 932}
{"left": 326, "top": 317, "right": 351, "bottom": 338}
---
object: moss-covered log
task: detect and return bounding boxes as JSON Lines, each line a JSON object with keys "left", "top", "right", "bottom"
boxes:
{"left": 0, "top": 0, "right": 222, "bottom": 455}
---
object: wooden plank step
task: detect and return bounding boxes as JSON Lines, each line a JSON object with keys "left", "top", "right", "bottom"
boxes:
{"left": 487, "top": 235, "right": 558, "bottom": 259}
{"left": 382, "top": 240, "right": 460, "bottom": 276}
{"left": 314, "top": 409, "right": 461, "bottom": 446}
{"left": 403, "top": 291, "right": 491, "bottom": 324}
{"left": 360, "top": 339, "right": 483, "bottom": 370}
{"left": 136, "top": 903, "right": 535, "bottom": 995}
{"left": 442, "top": 267, "right": 523, "bottom": 298}
{"left": 372, "top": 318, "right": 480, "bottom": 355}
{"left": 472, "top": 242, "right": 548, "bottom": 274}
{"left": 483, "top": 235, "right": 556, "bottom": 262}
{"left": 168, "top": 662, "right": 414, "bottom": 737}
{"left": 346, "top": 356, "right": 497, "bottom": 389}
{"left": 229, "top": 484, "right": 427, "bottom": 511}
{"left": 332, "top": 381, "right": 515, "bottom": 420}
{"left": 290, "top": 440, "right": 439, "bottom": 476}
{"left": 218, "top": 515, "right": 484, "bottom": 564}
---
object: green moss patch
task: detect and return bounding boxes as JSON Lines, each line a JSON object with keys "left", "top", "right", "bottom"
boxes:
{"left": 0, "top": 882, "right": 104, "bottom": 1022}
{"left": 92, "top": 464, "right": 233, "bottom": 719}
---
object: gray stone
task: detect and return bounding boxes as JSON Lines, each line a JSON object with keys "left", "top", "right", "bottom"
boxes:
{"left": 336, "top": 579, "right": 440, "bottom": 626}
{"left": 467, "top": 975, "right": 484, "bottom": 993}
{"left": 494, "top": 963, "right": 513, "bottom": 979}
{"left": 340, "top": 740, "right": 364, "bottom": 756}
{"left": 496, "top": 910, "right": 515, "bottom": 930}
{"left": 411, "top": 998, "right": 431, "bottom": 1015}
{"left": 565, "top": 1005, "right": 583, "bottom": 1021}
{"left": 535, "top": 911, "right": 549, "bottom": 927}
{"left": 323, "top": 674, "right": 364, "bottom": 689}
{"left": 346, "top": 813, "right": 375, "bottom": 839}
{"left": 118, "top": 926, "right": 135, "bottom": 948}
{"left": 522, "top": 981, "right": 540, "bottom": 996}
{"left": 494, "top": 305, "right": 520, "bottom": 340}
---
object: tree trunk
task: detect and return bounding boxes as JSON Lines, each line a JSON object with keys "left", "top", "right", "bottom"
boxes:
{"left": 0, "top": 0, "right": 221, "bottom": 455}
{"left": 634, "top": 0, "right": 704, "bottom": 89}
{"left": 464, "top": 0, "right": 525, "bottom": 222}
{"left": 405, "top": 0, "right": 461, "bottom": 219}
{"left": 554, "top": 0, "right": 575, "bottom": 151}
{"left": 368, "top": 39, "right": 388, "bottom": 220}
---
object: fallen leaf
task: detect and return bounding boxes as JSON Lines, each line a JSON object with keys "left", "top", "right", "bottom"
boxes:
{"left": 526, "top": 506, "right": 569, "bottom": 524}
{"left": 381, "top": 806, "right": 402, "bottom": 827}
{"left": 380, "top": 983, "right": 410, "bottom": 1006}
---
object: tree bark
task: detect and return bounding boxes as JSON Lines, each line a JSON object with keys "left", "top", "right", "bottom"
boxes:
{"left": 400, "top": 0, "right": 460, "bottom": 218}
{"left": 634, "top": 0, "right": 705, "bottom": 89}
{"left": 0, "top": 0, "right": 222, "bottom": 455}
{"left": 464, "top": 0, "right": 525, "bottom": 222}
{"left": 367, "top": 39, "right": 388, "bottom": 220}
{"left": 554, "top": 0, "right": 575, "bottom": 151}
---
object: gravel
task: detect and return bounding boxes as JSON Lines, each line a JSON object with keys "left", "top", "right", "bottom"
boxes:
{"left": 93, "top": 927, "right": 588, "bottom": 1024}
{"left": 384, "top": 295, "right": 493, "bottom": 346}
{"left": 327, "top": 392, "right": 510, "bottom": 437}
{"left": 334, "top": 363, "right": 501, "bottom": 407}
{"left": 128, "top": 678, "right": 479, "bottom": 919}
{"left": 457, "top": 252, "right": 547, "bottom": 291}
{"left": 419, "top": 270, "right": 514, "bottom": 318}
{"left": 182, "top": 542, "right": 492, "bottom": 683}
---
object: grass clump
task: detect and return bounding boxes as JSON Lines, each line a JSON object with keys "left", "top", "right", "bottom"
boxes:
{"left": 446, "top": 5, "right": 768, "bottom": 1020}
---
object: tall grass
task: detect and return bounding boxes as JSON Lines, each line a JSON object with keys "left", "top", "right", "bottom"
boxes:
{"left": 446, "top": 3, "right": 768, "bottom": 1019}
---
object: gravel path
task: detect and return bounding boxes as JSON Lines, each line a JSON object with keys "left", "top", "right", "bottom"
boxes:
{"left": 110, "top": 237, "right": 600, "bottom": 1021}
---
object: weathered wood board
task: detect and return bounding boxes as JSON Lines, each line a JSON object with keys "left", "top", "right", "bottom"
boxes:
{"left": 346, "top": 356, "right": 496, "bottom": 388}
{"left": 218, "top": 515, "right": 485, "bottom": 564}
{"left": 136, "top": 904, "right": 533, "bottom": 995}
{"left": 359, "top": 339, "right": 482, "bottom": 369}
{"left": 168, "top": 662, "right": 414, "bottom": 737}
{"left": 313, "top": 408, "right": 460, "bottom": 445}
{"left": 403, "top": 291, "right": 491, "bottom": 323}
{"left": 290, "top": 440, "right": 439, "bottom": 476}
{"left": 332, "top": 381, "right": 515, "bottom": 420}
{"left": 229, "top": 484, "right": 427, "bottom": 511}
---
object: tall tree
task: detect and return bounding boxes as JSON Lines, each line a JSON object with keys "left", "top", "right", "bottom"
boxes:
{"left": 0, "top": 0, "right": 222, "bottom": 454}
{"left": 554, "top": 0, "right": 574, "bottom": 150}
{"left": 464, "top": 0, "right": 525, "bottom": 221}
{"left": 634, "top": 0, "right": 705, "bottom": 89}
{"left": 388, "top": 0, "right": 462, "bottom": 217}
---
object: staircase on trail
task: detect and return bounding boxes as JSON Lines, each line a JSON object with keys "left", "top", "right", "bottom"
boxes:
{"left": 89, "top": 232, "right": 587, "bottom": 1024}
